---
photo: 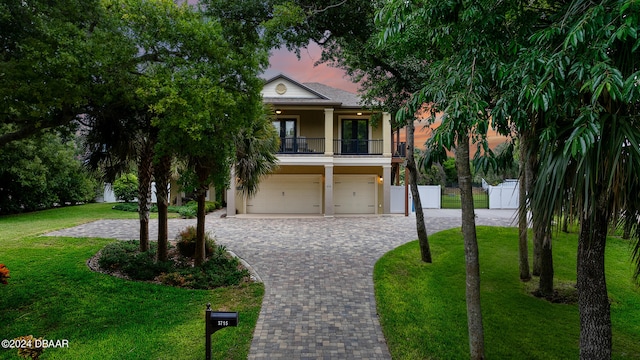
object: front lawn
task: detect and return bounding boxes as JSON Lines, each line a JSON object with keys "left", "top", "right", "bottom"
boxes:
{"left": 374, "top": 226, "right": 640, "bottom": 359}
{"left": 0, "top": 204, "right": 262, "bottom": 360}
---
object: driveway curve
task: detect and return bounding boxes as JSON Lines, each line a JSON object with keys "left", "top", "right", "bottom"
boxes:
{"left": 47, "top": 209, "right": 517, "bottom": 359}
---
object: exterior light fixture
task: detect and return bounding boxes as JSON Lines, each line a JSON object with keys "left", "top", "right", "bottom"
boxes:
{"left": 357, "top": 112, "right": 363, "bottom": 116}
{"left": 275, "top": 109, "right": 282, "bottom": 115}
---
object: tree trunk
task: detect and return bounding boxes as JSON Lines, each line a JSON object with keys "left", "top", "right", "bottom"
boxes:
{"left": 194, "top": 187, "right": 207, "bottom": 267}
{"left": 456, "top": 133, "right": 485, "bottom": 360}
{"left": 154, "top": 155, "right": 171, "bottom": 262}
{"left": 577, "top": 195, "right": 612, "bottom": 359}
{"left": 406, "top": 119, "right": 432, "bottom": 263}
{"left": 137, "top": 140, "right": 154, "bottom": 252}
{"left": 518, "top": 136, "right": 531, "bottom": 281}
{"left": 538, "top": 231, "right": 554, "bottom": 296}
{"left": 193, "top": 162, "right": 209, "bottom": 267}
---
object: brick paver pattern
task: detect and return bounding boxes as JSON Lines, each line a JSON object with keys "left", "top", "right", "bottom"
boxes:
{"left": 47, "top": 209, "right": 516, "bottom": 359}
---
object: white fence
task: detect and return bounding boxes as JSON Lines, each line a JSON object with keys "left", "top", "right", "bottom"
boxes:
{"left": 485, "top": 179, "right": 519, "bottom": 209}
{"left": 390, "top": 185, "right": 441, "bottom": 213}
{"left": 99, "top": 182, "right": 160, "bottom": 203}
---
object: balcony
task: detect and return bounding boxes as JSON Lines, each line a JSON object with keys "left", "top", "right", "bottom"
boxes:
{"left": 278, "top": 137, "right": 324, "bottom": 154}
{"left": 333, "top": 139, "right": 384, "bottom": 155}
{"left": 276, "top": 138, "right": 387, "bottom": 156}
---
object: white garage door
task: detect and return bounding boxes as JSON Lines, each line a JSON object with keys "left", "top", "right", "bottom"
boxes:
{"left": 246, "top": 175, "right": 322, "bottom": 214}
{"left": 334, "top": 175, "right": 377, "bottom": 214}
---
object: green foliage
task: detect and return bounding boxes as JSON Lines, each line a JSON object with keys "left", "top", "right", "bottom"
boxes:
{"left": 98, "top": 241, "right": 172, "bottom": 280}
{"left": 0, "top": 204, "right": 263, "bottom": 360}
{"left": 442, "top": 157, "right": 458, "bottom": 185}
{"left": 111, "top": 202, "right": 138, "bottom": 212}
{"left": 0, "top": 132, "right": 99, "bottom": 214}
{"left": 374, "top": 227, "right": 640, "bottom": 359}
{"left": 112, "top": 173, "right": 138, "bottom": 203}
{"left": 176, "top": 226, "right": 215, "bottom": 258}
{"left": 96, "top": 238, "right": 248, "bottom": 289}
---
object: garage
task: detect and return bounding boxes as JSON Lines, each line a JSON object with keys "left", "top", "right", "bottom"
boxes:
{"left": 334, "top": 175, "right": 377, "bottom": 214}
{"left": 246, "top": 174, "right": 322, "bottom": 214}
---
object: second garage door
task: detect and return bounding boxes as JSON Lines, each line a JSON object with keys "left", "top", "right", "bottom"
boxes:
{"left": 246, "top": 174, "right": 322, "bottom": 214}
{"left": 334, "top": 175, "right": 377, "bottom": 214}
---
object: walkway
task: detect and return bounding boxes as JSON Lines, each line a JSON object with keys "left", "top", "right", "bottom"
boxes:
{"left": 46, "top": 209, "right": 517, "bottom": 359}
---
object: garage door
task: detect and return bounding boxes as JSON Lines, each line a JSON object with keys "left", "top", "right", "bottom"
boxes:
{"left": 334, "top": 175, "right": 377, "bottom": 214}
{"left": 246, "top": 175, "right": 322, "bottom": 214}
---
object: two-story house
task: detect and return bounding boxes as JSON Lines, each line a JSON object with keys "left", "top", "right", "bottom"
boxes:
{"left": 226, "top": 74, "right": 393, "bottom": 216}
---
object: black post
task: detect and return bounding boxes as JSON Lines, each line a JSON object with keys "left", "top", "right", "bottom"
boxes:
{"left": 205, "top": 303, "right": 212, "bottom": 360}
{"left": 205, "top": 303, "right": 239, "bottom": 360}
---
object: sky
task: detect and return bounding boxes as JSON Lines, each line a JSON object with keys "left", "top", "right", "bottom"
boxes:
{"left": 265, "top": 44, "right": 508, "bottom": 151}
{"left": 264, "top": 43, "right": 359, "bottom": 93}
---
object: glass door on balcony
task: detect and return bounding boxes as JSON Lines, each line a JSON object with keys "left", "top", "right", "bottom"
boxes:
{"left": 273, "top": 119, "right": 296, "bottom": 152}
{"left": 342, "top": 119, "right": 368, "bottom": 154}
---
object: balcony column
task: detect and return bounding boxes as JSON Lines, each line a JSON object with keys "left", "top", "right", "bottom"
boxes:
{"left": 383, "top": 112, "right": 392, "bottom": 158}
{"left": 324, "top": 108, "right": 334, "bottom": 156}
{"left": 324, "top": 164, "right": 334, "bottom": 217}
{"left": 226, "top": 166, "right": 236, "bottom": 217}
{"left": 383, "top": 164, "right": 391, "bottom": 214}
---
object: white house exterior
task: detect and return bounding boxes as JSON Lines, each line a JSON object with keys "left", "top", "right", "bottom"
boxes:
{"left": 227, "top": 74, "right": 393, "bottom": 216}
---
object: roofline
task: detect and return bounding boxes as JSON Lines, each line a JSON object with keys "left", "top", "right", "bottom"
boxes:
{"left": 263, "top": 73, "right": 330, "bottom": 100}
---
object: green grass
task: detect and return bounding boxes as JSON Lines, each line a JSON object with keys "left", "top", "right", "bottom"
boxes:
{"left": 0, "top": 204, "right": 263, "bottom": 360}
{"left": 440, "top": 194, "right": 489, "bottom": 209}
{"left": 374, "top": 227, "right": 640, "bottom": 359}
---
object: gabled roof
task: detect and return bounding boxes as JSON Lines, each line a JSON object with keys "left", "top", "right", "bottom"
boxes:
{"left": 262, "top": 73, "right": 363, "bottom": 108}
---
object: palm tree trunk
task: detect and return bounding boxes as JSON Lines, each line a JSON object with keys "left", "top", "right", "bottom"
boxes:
{"left": 193, "top": 162, "right": 209, "bottom": 267}
{"left": 154, "top": 155, "right": 171, "bottom": 262}
{"left": 456, "top": 133, "right": 485, "bottom": 360}
{"left": 518, "top": 136, "right": 531, "bottom": 281}
{"left": 577, "top": 193, "right": 612, "bottom": 359}
{"left": 137, "top": 141, "right": 154, "bottom": 252}
{"left": 406, "top": 119, "right": 432, "bottom": 263}
{"left": 538, "top": 231, "right": 554, "bottom": 296}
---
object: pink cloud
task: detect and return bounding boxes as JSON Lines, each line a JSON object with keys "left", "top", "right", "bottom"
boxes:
{"left": 265, "top": 43, "right": 359, "bottom": 93}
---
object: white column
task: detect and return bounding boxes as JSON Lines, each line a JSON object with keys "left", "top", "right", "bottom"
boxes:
{"left": 383, "top": 112, "right": 392, "bottom": 158}
{"left": 324, "top": 108, "right": 334, "bottom": 156}
{"left": 383, "top": 165, "right": 392, "bottom": 214}
{"left": 226, "top": 166, "right": 236, "bottom": 217}
{"left": 324, "top": 164, "right": 334, "bottom": 217}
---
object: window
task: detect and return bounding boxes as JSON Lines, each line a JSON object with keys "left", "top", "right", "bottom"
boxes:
{"left": 341, "top": 119, "right": 368, "bottom": 154}
{"left": 273, "top": 119, "right": 297, "bottom": 152}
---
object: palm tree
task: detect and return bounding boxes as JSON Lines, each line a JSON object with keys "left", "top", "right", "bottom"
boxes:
{"left": 234, "top": 107, "right": 280, "bottom": 197}
{"left": 528, "top": 1, "right": 640, "bottom": 356}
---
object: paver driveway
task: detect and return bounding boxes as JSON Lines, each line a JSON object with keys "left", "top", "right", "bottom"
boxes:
{"left": 47, "top": 209, "right": 517, "bottom": 359}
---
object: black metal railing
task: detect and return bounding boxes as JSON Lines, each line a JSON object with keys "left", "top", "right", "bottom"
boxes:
{"left": 277, "top": 137, "right": 324, "bottom": 154}
{"left": 333, "top": 139, "right": 384, "bottom": 155}
{"left": 393, "top": 142, "right": 407, "bottom": 157}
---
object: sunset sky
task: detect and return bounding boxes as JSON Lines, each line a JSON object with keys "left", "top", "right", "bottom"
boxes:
{"left": 264, "top": 44, "right": 509, "bottom": 151}
{"left": 264, "top": 43, "right": 359, "bottom": 93}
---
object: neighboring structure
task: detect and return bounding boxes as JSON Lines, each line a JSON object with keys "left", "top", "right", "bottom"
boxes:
{"left": 227, "top": 74, "right": 393, "bottom": 216}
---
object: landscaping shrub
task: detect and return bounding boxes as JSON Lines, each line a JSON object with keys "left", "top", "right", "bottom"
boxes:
{"left": 0, "top": 264, "right": 9, "bottom": 284}
{"left": 112, "top": 173, "right": 138, "bottom": 203}
{"left": 176, "top": 226, "right": 214, "bottom": 258}
{"left": 96, "top": 239, "right": 249, "bottom": 289}
{"left": 112, "top": 202, "right": 138, "bottom": 212}
{"left": 97, "top": 241, "right": 171, "bottom": 281}
{"left": 178, "top": 206, "right": 197, "bottom": 219}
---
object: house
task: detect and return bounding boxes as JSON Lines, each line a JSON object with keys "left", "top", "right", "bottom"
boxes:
{"left": 226, "top": 74, "right": 394, "bottom": 216}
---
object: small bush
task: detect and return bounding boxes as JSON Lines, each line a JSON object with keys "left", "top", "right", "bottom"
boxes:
{"left": 0, "top": 264, "right": 10, "bottom": 285}
{"left": 112, "top": 173, "right": 138, "bottom": 203}
{"left": 112, "top": 203, "right": 138, "bottom": 212}
{"left": 96, "top": 240, "right": 249, "bottom": 289}
{"left": 97, "top": 241, "right": 171, "bottom": 281}
{"left": 178, "top": 207, "right": 197, "bottom": 218}
{"left": 176, "top": 226, "right": 214, "bottom": 258}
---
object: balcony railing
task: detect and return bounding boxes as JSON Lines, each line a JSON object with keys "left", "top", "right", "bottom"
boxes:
{"left": 278, "top": 137, "right": 324, "bottom": 154}
{"left": 393, "top": 142, "right": 407, "bottom": 157}
{"left": 333, "top": 139, "right": 383, "bottom": 155}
